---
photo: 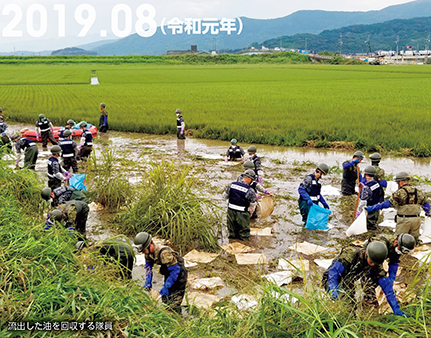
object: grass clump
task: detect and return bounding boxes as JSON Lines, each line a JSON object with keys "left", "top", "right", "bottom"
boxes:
{"left": 87, "top": 146, "right": 135, "bottom": 210}
{"left": 117, "top": 160, "right": 221, "bottom": 253}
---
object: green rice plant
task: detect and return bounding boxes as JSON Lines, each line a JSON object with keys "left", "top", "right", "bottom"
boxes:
{"left": 2, "top": 62, "right": 431, "bottom": 155}
{"left": 86, "top": 146, "right": 135, "bottom": 210}
{"left": 117, "top": 160, "right": 221, "bottom": 253}
{"left": 0, "top": 159, "right": 44, "bottom": 215}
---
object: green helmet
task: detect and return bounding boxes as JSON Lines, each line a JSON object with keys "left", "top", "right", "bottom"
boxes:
{"left": 80, "top": 122, "right": 87, "bottom": 128}
{"left": 67, "top": 119, "right": 75, "bottom": 126}
{"left": 76, "top": 241, "right": 86, "bottom": 251}
{"left": 41, "top": 187, "right": 52, "bottom": 200}
{"left": 243, "top": 160, "right": 254, "bottom": 170}
{"left": 366, "top": 241, "right": 388, "bottom": 264}
{"left": 100, "top": 102, "right": 106, "bottom": 108}
{"left": 63, "top": 130, "right": 72, "bottom": 138}
{"left": 50, "top": 209, "right": 63, "bottom": 221}
{"left": 10, "top": 132, "right": 19, "bottom": 140}
{"left": 175, "top": 109, "right": 182, "bottom": 114}
{"left": 369, "top": 153, "right": 381, "bottom": 162}
{"left": 397, "top": 233, "right": 415, "bottom": 253}
{"left": 230, "top": 139, "right": 238, "bottom": 145}
{"left": 364, "top": 165, "right": 377, "bottom": 177}
{"left": 394, "top": 172, "right": 410, "bottom": 182}
{"left": 38, "top": 114, "right": 45, "bottom": 120}
{"left": 317, "top": 163, "right": 329, "bottom": 175}
{"left": 134, "top": 232, "right": 152, "bottom": 252}
{"left": 50, "top": 145, "right": 62, "bottom": 154}
{"left": 353, "top": 151, "right": 364, "bottom": 160}
{"left": 247, "top": 145, "right": 257, "bottom": 154}
{"left": 244, "top": 169, "right": 256, "bottom": 180}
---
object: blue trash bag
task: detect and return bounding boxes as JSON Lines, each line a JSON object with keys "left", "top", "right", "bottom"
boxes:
{"left": 305, "top": 204, "right": 331, "bottom": 230}
{"left": 69, "top": 174, "right": 88, "bottom": 192}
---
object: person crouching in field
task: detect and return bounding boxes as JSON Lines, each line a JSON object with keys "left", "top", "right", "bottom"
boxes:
{"left": 10, "top": 129, "right": 38, "bottom": 170}
{"left": 134, "top": 232, "right": 188, "bottom": 314}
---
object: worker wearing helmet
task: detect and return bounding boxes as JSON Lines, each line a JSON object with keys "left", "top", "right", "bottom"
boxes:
{"left": 76, "top": 239, "right": 135, "bottom": 280}
{"left": 59, "top": 129, "right": 79, "bottom": 173}
{"left": 59, "top": 119, "right": 75, "bottom": 141}
{"left": 0, "top": 115, "right": 8, "bottom": 134}
{"left": 225, "top": 139, "right": 245, "bottom": 161}
{"left": 364, "top": 233, "right": 415, "bottom": 285}
{"left": 78, "top": 122, "right": 93, "bottom": 161}
{"left": 134, "top": 232, "right": 188, "bottom": 313}
{"left": 35, "top": 114, "right": 57, "bottom": 148}
{"left": 0, "top": 131, "right": 12, "bottom": 153}
{"left": 323, "top": 241, "right": 408, "bottom": 317}
{"left": 175, "top": 109, "right": 185, "bottom": 139}
{"left": 298, "top": 163, "right": 330, "bottom": 224}
{"left": 223, "top": 169, "right": 257, "bottom": 240}
{"left": 41, "top": 186, "right": 87, "bottom": 207}
{"left": 247, "top": 145, "right": 264, "bottom": 184}
{"left": 369, "top": 153, "right": 387, "bottom": 200}
{"left": 341, "top": 151, "right": 364, "bottom": 196}
{"left": 237, "top": 160, "right": 272, "bottom": 197}
{"left": 11, "top": 130, "right": 38, "bottom": 170}
{"left": 99, "top": 102, "right": 108, "bottom": 133}
{"left": 48, "top": 200, "right": 89, "bottom": 237}
{"left": 47, "top": 145, "right": 70, "bottom": 189}
{"left": 366, "top": 172, "right": 430, "bottom": 242}
{"left": 356, "top": 165, "right": 383, "bottom": 231}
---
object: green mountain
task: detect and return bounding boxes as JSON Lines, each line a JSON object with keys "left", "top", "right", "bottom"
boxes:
{"left": 90, "top": 0, "right": 431, "bottom": 55}
{"left": 259, "top": 16, "right": 431, "bottom": 53}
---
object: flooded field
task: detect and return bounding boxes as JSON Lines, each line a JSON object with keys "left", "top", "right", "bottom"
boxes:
{"left": 6, "top": 123, "right": 431, "bottom": 310}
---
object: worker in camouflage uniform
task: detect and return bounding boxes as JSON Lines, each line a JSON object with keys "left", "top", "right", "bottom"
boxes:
{"left": 366, "top": 172, "right": 430, "bottom": 242}
{"left": 225, "top": 139, "right": 245, "bottom": 161}
{"left": 356, "top": 166, "right": 383, "bottom": 231}
{"left": 0, "top": 132, "right": 12, "bottom": 153}
{"left": 99, "top": 102, "right": 108, "bottom": 133}
{"left": 323, "top": 241, "right": 408, "bottom": 317}
{"left": 41, "top": 186, "right": 87, "bottom": 207}
{"left": 11, "top": 130, "right": 38, "bottom": 170}
{"left": 364, "top": 233, "right": 415, "bottom": 285}
{"left": 369, "top": 153, "right": 387, "bottom": 202}
{"left": 341, "top": 151, "right": 364, "bottom": 196}
{"left": 298, "top": 163, "right": 330, "bottom": 224}
{"left": 0, "top": 116, "right": 7, "bottom": 133}
{"left": 76, "top": 239, "right": 135, "bottom": 280}
{"left": 247, "top": 145, "right": 264, "bottom": 184}
{"left": 48, "top": 200, "right": 89, "bottom": 237}
{"left": 224, "top": 169, "right": 257, "bottom": 240}
{"left": 134, "top": 232, "right": 188, "bottom": 313}
{"left": 36, "top": 114, "right": 57, "bottom": 148}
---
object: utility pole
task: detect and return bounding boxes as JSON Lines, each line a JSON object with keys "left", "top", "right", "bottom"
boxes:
{"left": 395, "top": 35, "right": 399, "bottom": 64}
{"left": 426, "top": 34, "right": 430, "bottom": 64}
{"left": 365, "top": 35, "right": 371, "bottom": 56}
{"left": 339, "top": 33, "right": 343, "bottom": 56}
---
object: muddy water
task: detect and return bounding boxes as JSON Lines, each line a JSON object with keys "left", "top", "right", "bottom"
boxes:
{"left": 6, "top": 123, "right": 431, "bottom": 302}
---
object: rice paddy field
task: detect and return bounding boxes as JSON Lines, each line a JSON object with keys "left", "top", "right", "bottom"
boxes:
{"left": 1, "top": 56, "right": 431, "bottom": 155}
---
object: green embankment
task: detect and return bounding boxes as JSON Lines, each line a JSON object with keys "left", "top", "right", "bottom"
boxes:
{"left": 1, "top": 57, "right": 431, "bottom": 155}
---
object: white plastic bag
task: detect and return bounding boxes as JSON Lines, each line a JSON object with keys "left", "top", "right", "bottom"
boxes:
{"left": 346, "top": 210, "right": 367, "bottom": 236}
{"left": 385, "top": 181, "right": 398, "bottom": 196}
{"left": 420, "top": 218, "right": 431, "bottom": 244}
